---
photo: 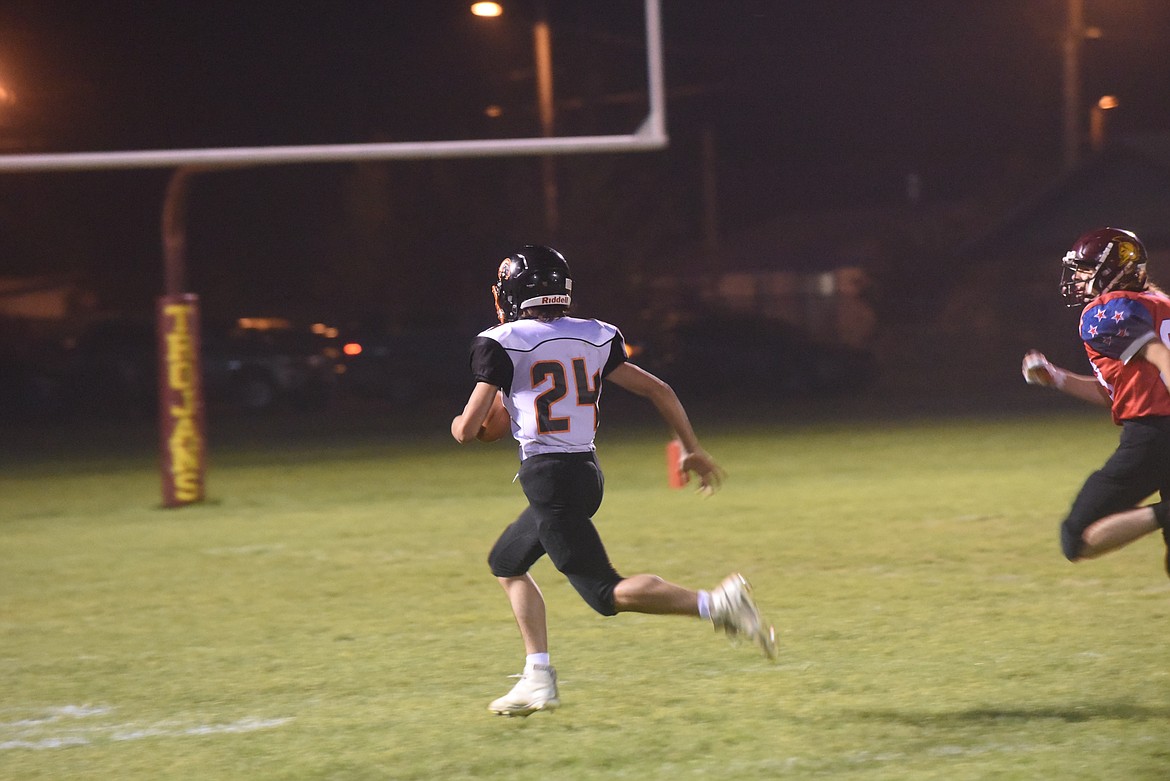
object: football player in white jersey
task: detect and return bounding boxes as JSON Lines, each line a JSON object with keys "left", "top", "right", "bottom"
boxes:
{"left": 451, "top": 245, "right": 777, "bottom": 717}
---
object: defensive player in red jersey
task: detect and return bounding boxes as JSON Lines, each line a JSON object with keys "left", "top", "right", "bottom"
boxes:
{"left": 451, "top": 245, "right": 777, "bottom": 717}
{"left": 1022, "top": 227, "right": 1170, "bottom": 574}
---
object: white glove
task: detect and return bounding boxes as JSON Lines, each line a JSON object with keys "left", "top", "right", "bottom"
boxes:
{"left": 1022, "top": 352, "right": 1065, "bottom": 388}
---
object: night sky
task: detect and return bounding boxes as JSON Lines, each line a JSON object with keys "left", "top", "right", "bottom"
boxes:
{"left": 2, "top": 0, "right": 1169, "bottom": 325}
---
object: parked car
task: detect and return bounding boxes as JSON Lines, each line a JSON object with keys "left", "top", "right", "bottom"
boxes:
{"left": 201, "top": 318, "right": 339, "bottom": 412}
{"left": 59, "top": 316, "right": 340, "bottom": 415}
{"left": 335, "top": 324, "right": 470, "bottom": 404}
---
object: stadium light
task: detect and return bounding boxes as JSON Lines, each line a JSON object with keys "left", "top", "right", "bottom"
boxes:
{"left": 1089, "top": 94, "right": 1118, "bottom": 152}
{"left": 1060, "top": 0, "right": 1106, "bottom": 169}
{"left": 472, "top": 1, "right": 559, "bottom": 234}
{"left": 470, "top": 2, "right": 503, "bottom": 17}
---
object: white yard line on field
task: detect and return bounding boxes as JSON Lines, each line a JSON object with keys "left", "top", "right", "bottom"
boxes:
{"left": 0, "top": 705, "right": 293, "bottom": 750}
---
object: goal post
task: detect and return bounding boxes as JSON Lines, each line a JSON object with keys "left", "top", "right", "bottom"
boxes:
{"left": 0, "top": 0, "right": 667, "bottom": 508}
{"left": 0, "top": 0, "right": 666, "bottom": 174}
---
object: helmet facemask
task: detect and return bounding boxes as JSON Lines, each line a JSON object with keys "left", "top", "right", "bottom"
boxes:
{"left": 492, "top": 259, "right": 514, "bottom": 323}
{"left": 490, "top": 246, "right": 573, "bottom": 324}
{"left": 1059, "top": 251, "right": 1101, "bottom": 306}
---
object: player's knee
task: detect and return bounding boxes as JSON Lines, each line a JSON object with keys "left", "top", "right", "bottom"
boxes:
{"left": 1152, "top": 500, "right": 1170, "bottom": 530}
{"left": 1060, "top": 519, "right": 1085, "bottom": 561}
{"left": 568, "top": 577, "right": 618, "bottom": 617}
{"left": 487, "top": 547, "right": 521, "bottom": 578}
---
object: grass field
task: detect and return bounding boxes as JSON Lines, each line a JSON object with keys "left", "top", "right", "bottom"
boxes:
{"left": 2, "top": 404, "right": 1169, "bottom": 780}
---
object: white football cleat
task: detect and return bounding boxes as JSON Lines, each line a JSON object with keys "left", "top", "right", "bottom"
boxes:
{"left": 488, "top": 664, "right": 560, "bottom": 717}
{"left": 710, "top": 573, "right": 778, "bottom": 660}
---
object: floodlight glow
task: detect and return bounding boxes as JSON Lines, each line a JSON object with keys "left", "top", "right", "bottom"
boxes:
{"left": 471, "top": 3, "right": 503, "bottom": 17}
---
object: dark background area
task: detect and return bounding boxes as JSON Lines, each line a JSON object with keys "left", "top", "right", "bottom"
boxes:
{"left": 1, "top": 0, "right": 1169, "bottom": 420}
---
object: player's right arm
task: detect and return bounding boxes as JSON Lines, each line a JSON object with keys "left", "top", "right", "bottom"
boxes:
{"left": 451, "top": 381, "right": 501, "bottom": 444}
{"left": 1021, "top": 350, "right": 1110, "bottom": 406}
{"left": 453, "top": 334, "right": 514, "bottom": 444}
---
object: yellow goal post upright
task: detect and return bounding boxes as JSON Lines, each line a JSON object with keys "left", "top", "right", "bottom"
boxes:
{"left": 0, "top": 0, "right": 667, "bottom": 507}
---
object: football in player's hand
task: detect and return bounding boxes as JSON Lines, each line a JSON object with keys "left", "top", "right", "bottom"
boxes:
{"left": 477, "top": 395, "right": 510, "bottom": 442}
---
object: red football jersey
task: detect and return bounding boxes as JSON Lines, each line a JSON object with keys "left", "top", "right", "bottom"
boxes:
{"left": 1079, "top": 289, "right": 1170, "bottom": 423}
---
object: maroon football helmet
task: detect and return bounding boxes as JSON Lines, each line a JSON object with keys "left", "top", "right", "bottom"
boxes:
{"left": 1060, "top": 227, "right": 1147, "bottom": 306}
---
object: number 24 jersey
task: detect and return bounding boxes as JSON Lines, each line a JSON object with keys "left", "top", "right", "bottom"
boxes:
{"left": 470, "top": 317, "right": 628, "bottom": 459}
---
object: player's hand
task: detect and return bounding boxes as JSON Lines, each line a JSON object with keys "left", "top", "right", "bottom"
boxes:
{"left": 680, "top": 447, "right": 725, "bottom": 496}
{"left": 1022, "top": 350, "right": 1065, "bottom": 388}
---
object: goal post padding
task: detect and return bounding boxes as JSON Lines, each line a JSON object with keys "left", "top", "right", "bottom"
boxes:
{"left": 157, "top": 294, "right": 206, "bottom": 507}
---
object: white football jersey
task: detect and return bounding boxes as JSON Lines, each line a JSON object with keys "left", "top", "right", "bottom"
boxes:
{"left": 470, "top": 317, "right": 627, "bottom": 459}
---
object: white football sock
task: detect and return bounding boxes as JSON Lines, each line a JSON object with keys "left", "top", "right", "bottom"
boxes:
{"left": 697, "top": 590, "right": 712, "bottom": 621}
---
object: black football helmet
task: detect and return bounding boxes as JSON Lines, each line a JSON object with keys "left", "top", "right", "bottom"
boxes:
{"left": 1060, "top": 227, "right": 1148, "bottom": 306}
{"left": 492, "top": 245, "right": 573, "bottom": 323}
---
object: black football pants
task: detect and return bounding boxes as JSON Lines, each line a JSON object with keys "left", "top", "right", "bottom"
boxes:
{"left": 1061, "top": 416, "right": 1170, "bottom": 560}
{"left": 488, "top": 451, "right": 623, "bottom": 616}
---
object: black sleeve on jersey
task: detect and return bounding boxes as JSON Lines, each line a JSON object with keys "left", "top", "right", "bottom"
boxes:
{"left": 470, "top": 336, "right": 514, "bottom": 393}
{"left": 601, "top": 331, "right": 628, "bottom": 377}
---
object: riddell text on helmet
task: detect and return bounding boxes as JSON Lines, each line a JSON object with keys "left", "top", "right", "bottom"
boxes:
{"left": 540, "top": 295, "right": 569, "bottom": 305}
